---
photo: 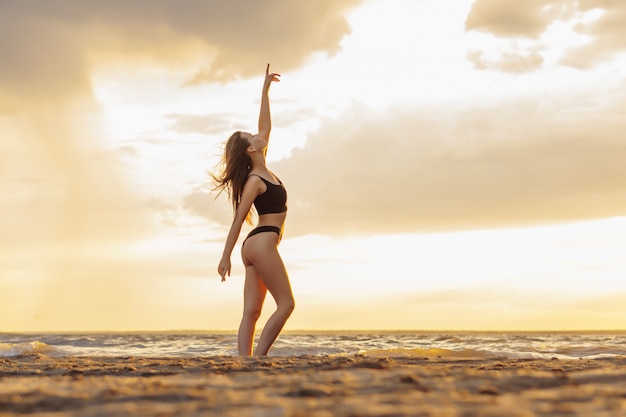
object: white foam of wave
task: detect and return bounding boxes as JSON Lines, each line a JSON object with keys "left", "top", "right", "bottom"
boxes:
{"left": 357, "top": 346, "right": 626, "bottom": 360}
{"left": 0, "top": 341, "right": 58, "bottom": 357}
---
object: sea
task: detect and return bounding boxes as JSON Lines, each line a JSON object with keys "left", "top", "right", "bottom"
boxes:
{"left": 2, "top": 331, "right": 625, "bottom": 360}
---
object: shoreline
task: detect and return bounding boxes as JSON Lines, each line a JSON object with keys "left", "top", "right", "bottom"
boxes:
{"left": 2, "top": 355, "right": 625, "bottom": 416}
{"left": 4, "top": 329, "right": 626, "bottom": 335}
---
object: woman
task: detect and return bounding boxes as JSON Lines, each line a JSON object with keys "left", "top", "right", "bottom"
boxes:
{"left": 212, "top": 64, "right": 294, "bottom": 356}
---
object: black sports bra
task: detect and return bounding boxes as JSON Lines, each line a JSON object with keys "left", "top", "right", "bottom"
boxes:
{"left": 250, "top": 174, "right": 287, "bottom": 215}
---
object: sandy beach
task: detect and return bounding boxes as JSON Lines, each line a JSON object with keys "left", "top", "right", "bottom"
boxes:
{"left": 1, "top": 355, "right": 625, "bottom": 416}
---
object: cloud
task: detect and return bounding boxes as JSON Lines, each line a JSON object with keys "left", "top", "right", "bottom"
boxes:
{"left": 183, "top": 187, "right": 233, "bottom": 227}
{"left": 465, "top": 0, "right": 558, "bottom": 38}
{"left": 0, "top": 9, "right": 90, "bottom": 112}
{"left": 0, "top": 108, "right": 144, "bottom": 248}
{"left": 181, "top": 0, "right": 364, "bottom": 83}
{"left": 561, "top": 2, "right": 626, "bottom": 68}
{"left": 465, "top": 0, "right": 626, "bottom": 69}
{"left": 256, "top": 92, "right": 626, "bottom": 236}
{"left": 166, "top": 113, "right": 242, "bottom": 135}
{"left": 0, "top": 0, "right": 362, "bottom": 110}
{"left": 466, "top": 49, "right": 544, "bottom": 73}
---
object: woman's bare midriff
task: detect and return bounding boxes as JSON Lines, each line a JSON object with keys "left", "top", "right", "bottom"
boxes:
{"left": 256, "top": 212, "right": 286, "bottom": 230}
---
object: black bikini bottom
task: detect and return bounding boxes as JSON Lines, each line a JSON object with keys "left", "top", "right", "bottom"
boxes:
{"left": 244, "top": 226, "right": 281, "bottom": 243}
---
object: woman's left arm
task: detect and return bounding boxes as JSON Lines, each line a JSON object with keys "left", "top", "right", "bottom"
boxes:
{"left": 257, "top": 63, "right": 280, "bottom": 141}
{"left": 217, "top": 177, "right": 264, "bottom": 281}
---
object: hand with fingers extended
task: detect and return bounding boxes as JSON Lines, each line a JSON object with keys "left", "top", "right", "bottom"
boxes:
{"left": 218, "top": 257, "right": 231, "bottom": 282}
{"left": 263, "top": 63, "right": 280, "bottom": 92}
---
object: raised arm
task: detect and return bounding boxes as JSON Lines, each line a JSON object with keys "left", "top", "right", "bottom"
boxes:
{"left": 257, "top": 63, "right": 280, "bottom": 141}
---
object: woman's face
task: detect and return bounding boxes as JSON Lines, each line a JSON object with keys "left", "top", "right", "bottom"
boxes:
{"left": 241, "top": 132, "right": 267, "bottom": 152}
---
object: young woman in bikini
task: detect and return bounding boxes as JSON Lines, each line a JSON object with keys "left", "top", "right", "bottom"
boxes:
{"left": 211, "top": 64, "right": 294, "bottom": 356}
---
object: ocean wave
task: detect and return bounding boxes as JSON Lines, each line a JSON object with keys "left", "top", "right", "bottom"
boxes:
{"left": 2, "top": 332, "right": 624, "bottom": 358}
{"left": 357, "top": 346, "right": 626, "bottom": 360}
{"left": 0, "top": 341, "right": 59, "bottom": 357}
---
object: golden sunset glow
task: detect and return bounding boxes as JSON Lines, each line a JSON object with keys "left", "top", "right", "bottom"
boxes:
{"left": 2, "top": 0, "right": 625, "bottom": 332}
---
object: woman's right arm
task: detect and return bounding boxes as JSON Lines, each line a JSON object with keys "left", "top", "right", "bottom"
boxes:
{"left": 218, "top": 177, "right": 262, "bottom": 281}
{"left": 257, "top": 64, "right": 280, "bottom": 142}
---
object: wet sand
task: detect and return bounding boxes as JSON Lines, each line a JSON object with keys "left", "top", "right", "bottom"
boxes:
{"left": 1, "top": 355, "right": 625, "bottom": 416}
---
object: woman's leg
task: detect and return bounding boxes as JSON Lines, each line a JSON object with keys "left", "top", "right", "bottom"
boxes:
{"left": 242, "top": 232, "right": 295, "bottom": 356}
{"left": 237, "top": 264, "right": 267, "bottom": 356}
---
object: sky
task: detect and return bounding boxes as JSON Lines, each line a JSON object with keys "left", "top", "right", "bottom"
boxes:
{"left": 1, "top": 0, "right": 625, "bottom": 332}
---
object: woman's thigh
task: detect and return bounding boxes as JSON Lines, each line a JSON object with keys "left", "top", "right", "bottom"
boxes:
{"left": 242, "top": 265, "right": 267, "bottom": 313}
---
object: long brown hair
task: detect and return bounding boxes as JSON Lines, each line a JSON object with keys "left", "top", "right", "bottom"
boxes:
{"left": 210, "top": 131, "right": 254, "bottom": 223}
